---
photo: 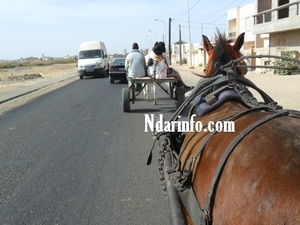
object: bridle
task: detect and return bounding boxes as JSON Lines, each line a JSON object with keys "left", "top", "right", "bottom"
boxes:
{"left": 225, "top": 43, "right": 247, "bottom": 76}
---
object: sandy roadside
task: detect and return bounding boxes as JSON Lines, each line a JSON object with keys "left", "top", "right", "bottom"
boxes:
{"left": 0, "top": 63, "right": 78, "bottom": 115}
{"left": 245, "top": 72, "right": 300, "bottom": 110}
{"left": 172, "top": 64, "right": 300, "bottom": 111}
{"left": 0, "top": 63, "right": 77, "bottom": 92}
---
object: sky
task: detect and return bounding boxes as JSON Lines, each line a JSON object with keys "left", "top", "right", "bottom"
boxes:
{"left": 0, "top": 0, "right": 255, "bottom": 60}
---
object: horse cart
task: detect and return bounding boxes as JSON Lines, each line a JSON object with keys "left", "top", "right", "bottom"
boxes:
{"left": 122, "top": 77, "right": 186, "bottom": 112}
{"left": 147, "top": 31, "right": 300, "bottom": 225}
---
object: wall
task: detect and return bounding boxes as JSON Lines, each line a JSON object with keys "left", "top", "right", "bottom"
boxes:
{"left": 270, "top": 29, "right": 300, "bottom": 57}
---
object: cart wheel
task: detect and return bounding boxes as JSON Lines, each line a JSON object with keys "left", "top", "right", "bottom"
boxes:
{"left": 122, "top": 88, "right": 130, "bottom": 112}
{"left": 175, "top": 93, "right": 185, "bottom": 108}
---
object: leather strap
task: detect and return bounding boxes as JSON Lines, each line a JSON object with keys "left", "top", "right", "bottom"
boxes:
{"left": 176, "top": 186, "right": 208, "bottom": 225}
{"left": 203, "top": 109, "right": 289, "bottom": 221}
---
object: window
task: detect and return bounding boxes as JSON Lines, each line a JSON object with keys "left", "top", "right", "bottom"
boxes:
{"left": 257, "top": 0, "right": 272, "bottom": 24}
{"left": 278, "top": 0, "right": 289, "bottom": 19}
{"left": 79, "top": 50, "right": 103, "bottom": 59}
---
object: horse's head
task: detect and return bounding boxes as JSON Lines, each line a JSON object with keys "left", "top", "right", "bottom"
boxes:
{"left": 203, "top": 30, "right": 247, "bottom": 77}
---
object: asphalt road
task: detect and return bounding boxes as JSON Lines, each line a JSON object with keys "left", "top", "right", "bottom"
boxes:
{"left": 0, "top": 77, "right": 179, "bottom": 225}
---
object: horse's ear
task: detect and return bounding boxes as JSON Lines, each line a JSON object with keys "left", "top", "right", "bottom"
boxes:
{"left": 202, "top": 35, "right": 213, "bottom": 53}
{"left": 233, "top": 32, "right": 245, "bottom": 52}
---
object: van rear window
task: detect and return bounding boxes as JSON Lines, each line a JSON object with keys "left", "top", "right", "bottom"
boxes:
{"left": 79, "top": 50, "right": 103, "bottom": 59}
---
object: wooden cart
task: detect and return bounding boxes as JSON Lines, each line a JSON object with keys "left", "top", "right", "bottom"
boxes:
{"left": 122, "top": 77, "right": 185, "bottom": 112}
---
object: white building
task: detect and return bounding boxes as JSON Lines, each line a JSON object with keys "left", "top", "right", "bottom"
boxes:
{"left": 171, "top": 43, "right": 206, "bottom": 67}
{"left": 228, "top": 0, "right": 300, "bottom": 71}
{"left": 228, "top": 2, "right": 270, "bottom": 71}
{"left": 228, "top": 3, "right": 257, "bottom": 53}
{"left": 171, "top": 0, "right": 300, "bottom": 72}
{"left": 252, "top": 0, "right": 300, "bottom": 58}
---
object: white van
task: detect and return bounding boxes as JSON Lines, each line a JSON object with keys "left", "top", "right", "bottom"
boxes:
{"left": 77, "top": 41, "right": 109, "bottom": 79}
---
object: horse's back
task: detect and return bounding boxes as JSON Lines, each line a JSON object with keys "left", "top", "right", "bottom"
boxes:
{"left": 182, "top": 102, "right": 300, "bottom": 224}
{"left": 215, "top": 115, "right": 300, "bottom": 224}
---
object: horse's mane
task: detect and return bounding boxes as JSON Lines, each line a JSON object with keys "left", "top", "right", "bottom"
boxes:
{"left": 212, "top": 30, "right": 233, "bottom": 67}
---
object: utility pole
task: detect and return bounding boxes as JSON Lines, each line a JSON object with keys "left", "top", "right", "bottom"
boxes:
{"left": 187, "top": 0, "right": 193, "bottom": 68}
{"left": 201, "top": 23, "right": 203, "bottom": 44}
{"left": 179, "top": 25, "right": 182, "bottom": 66}
{"left": 168, "top": 17, "right": 172, "bottom": 65}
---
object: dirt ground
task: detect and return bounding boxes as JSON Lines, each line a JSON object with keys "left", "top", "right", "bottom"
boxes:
{"left": 174, "top": 65, "right": 300, "bottom": 111}
{"left": 245, "top": 72, "right": 300, "bottom": 110}
{"left": 0, "top": 63, "right": 77, "bottom": 92}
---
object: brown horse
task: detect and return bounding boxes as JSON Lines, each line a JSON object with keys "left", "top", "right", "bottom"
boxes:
{"left": 167, "top": 31, "right": 300, "bottom": 224}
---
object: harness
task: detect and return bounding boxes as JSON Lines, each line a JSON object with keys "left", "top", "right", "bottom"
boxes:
{"left": 147, "top": 70, "right": 300, "bottom": 225}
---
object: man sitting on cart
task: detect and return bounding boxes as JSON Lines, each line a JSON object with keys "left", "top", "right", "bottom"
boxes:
{"left": 125, "top": 42, "right": 147, "bottom": 91}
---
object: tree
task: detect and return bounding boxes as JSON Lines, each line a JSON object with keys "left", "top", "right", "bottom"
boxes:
{"left": 174, "top": 40, "right": 187, "bottom": 45}
{"left": 275, "top": 52, "right": 297, "bottom": 75}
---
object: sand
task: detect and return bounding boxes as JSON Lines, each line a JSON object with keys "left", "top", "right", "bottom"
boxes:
{"left": 0, "top": 63, "right": 77, "bottom": 92}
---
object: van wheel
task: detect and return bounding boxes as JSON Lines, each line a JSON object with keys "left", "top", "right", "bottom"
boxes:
{"left": 79, "top": 75, "right": 83, "bottom": 79}
{"left": 110, "top": 77, "right": 115, "bottom": 84}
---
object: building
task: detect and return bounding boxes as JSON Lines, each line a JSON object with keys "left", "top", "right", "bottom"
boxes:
{"left": 219, "top": 0, "right": 300, "bottom": 72}
{"left": 228, "top": 3, "right": 255, "bottom": 67}
{"left": 252, "top": 0, "right": 300, "bottom": 60}
{"left": 172, "top": 3, "right": 259, "bottom": 68}
{"left": 171, "top": 43, "right": 205, "bottom": 67}
{"left": 171, "top": 1, "right": 300, "bottom": 72}
{"left": 227, "top": 2, "right": 272, "bottom": 71}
